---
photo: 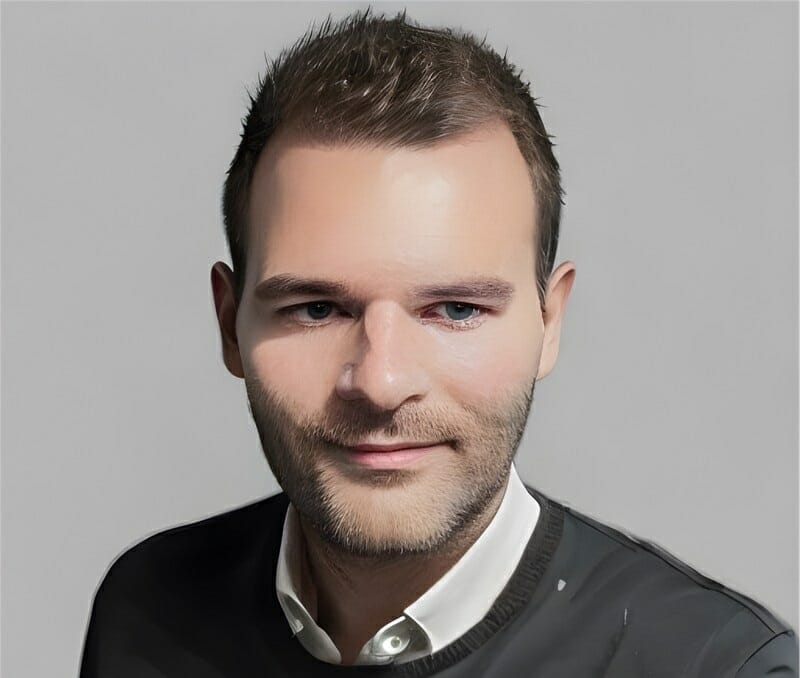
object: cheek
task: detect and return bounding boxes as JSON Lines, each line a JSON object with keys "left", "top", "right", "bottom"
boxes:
{"left": 246, "top": 338, "right": 339, "bottom": 408}
{"left": 438, "top": 313, "right": 542, "bottom": 402}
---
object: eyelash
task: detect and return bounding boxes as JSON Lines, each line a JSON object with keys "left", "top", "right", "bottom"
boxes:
{"left": 276, "top": 301, "right": 487, "bottom": 330}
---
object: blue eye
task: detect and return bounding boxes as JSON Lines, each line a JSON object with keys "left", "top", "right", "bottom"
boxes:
{"left": 304, "top": 302, "right": 333, "bottom": 320}
{"left": 276, "top": 302, "right": 337, "bottom": 323}
{"left": 440, "top": 302, "right": 479, "bottom": 322}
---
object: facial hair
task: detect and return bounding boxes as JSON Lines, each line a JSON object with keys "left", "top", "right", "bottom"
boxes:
{"left": 244, "top": 375, "right": 535, "bottom": 560}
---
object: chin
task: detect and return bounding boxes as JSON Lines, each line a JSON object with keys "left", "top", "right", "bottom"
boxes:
{"left": 312, "top": 465, "right": 462, "bottom": 556}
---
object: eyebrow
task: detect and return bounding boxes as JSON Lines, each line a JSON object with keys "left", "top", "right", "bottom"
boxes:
{"left": 253, "top": 273, "right": 515, "bottom": 305}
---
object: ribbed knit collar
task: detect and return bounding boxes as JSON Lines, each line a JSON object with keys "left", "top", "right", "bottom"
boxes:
{"left": 261, "top": 482, "right": 565, "bottom": 676}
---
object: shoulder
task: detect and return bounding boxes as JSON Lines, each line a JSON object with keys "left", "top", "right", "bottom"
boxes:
{"left": 80, "top": 492, "right": 290, "bottom": 676}
{"left": 96, "top": 491, "right": 289, "bottom": 598}
{"left": 563, "top": 502, "right": 791, "bottom": 632}
{"left": 528, "top": 487, "right": 797, "bottom": 675}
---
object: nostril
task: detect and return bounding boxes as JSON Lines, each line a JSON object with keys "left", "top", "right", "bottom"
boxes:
{"left": 334, "top": 338, "right": 433, "bottom": 411}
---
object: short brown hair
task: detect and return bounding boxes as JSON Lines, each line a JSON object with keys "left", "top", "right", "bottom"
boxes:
{"left": 222, "top": 7, "right": 563, "bottom": 308}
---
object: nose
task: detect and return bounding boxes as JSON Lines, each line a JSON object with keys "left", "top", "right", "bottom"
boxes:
{"left": 335, "top": 301, "right": 432, "bottom": 411}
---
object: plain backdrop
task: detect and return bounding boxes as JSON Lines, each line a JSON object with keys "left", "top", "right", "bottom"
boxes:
{"left": 2, "top": 2, "right": 797, "bottom": 676}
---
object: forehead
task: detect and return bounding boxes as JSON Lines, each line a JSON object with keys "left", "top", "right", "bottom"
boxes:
{"left": 246, "top": 122, "right": 537, "bottom": 280}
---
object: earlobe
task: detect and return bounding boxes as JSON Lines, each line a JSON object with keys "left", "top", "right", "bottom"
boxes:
{"left": 210, "top": 262, "right": 245, "bottom": 379}
{"left": 536, "top": 261, "right": 576, "bottom": 380}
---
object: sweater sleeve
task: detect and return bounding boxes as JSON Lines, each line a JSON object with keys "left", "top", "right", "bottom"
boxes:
{"left": 735, "top": 631, "right": 799, "bottom": 678}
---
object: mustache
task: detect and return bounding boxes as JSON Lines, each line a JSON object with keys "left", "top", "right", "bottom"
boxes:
{"left": 246, "top": 378, "right": 467, "bottom": 445}
{"left": 303, "top": 407, "right": 465, "bottom": 449}
{"left": 245, "top": 373, "right": 534, "bottom": 450}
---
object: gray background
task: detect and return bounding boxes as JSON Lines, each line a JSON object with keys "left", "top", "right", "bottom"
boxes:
{"left": 2, "top": 2, "right": 797, "bottom": 676}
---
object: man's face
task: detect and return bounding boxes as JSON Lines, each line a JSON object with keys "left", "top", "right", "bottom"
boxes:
{"left": 232, "top": 122, "right": 549, "bottom": 558}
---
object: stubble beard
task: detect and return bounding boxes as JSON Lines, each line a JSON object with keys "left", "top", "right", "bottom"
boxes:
{"left": 244, "top": 375, "right": 535, "bottom": 561}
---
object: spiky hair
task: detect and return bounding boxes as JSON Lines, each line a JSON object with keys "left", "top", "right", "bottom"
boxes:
{"left": 222, "top": 7, "right": 563, "bottom": 306}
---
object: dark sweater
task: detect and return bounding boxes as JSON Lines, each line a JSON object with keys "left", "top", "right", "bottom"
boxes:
{"left": 80, "top": 486, "right": 798, "bottom": 677}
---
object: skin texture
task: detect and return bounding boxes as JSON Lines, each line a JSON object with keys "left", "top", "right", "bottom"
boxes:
{"left": 211, "top": 121, "right": 575, "bottom": 663}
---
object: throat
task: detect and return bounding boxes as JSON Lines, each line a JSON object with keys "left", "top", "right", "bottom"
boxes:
{"left": 294, "top": 491, "right": 505, "bottom": 663}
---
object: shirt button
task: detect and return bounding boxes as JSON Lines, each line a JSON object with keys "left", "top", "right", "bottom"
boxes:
{"left": 374, "top": 628, "right": 411, "bottom": 656}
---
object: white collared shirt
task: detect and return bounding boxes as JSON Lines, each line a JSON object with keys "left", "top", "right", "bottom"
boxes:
{"left": 274, "top": 463, "right": 540, "bottom": 665}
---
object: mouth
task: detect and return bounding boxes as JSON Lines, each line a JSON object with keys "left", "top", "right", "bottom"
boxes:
{"left": 339, "top": 442, "right": 449, "bottom": 469}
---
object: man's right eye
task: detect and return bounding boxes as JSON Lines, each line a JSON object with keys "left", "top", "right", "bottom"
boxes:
{"left": 277, "top": 301, "right": 340, "bottom": 324}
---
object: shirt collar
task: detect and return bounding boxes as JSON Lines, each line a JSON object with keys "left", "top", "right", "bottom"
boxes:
{"left": 275, "top": 463, "right": 540, "bottom": 665}
{"left": 403, "top": 463, "right": 540, "bottom": 651}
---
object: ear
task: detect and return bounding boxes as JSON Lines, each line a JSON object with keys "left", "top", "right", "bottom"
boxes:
{"left": 210, "top": 262, "right": 245, "bottom": 379}
{"left": 536, "top": 261, "right": 576, "bottom": 380}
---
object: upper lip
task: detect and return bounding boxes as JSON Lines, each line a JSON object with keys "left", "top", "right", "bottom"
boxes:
{"left": 348, "top": 441, "right": 442, "bottom": 452}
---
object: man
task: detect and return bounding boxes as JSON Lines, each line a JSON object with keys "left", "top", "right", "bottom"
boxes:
{"left": 80, "top": 8, "right": 797, "bottom": 677}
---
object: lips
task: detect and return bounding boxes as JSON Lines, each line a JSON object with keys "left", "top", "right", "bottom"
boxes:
{"left": 341, "top": 442, "right": 448, "bottom": 469}
{"left": 348, "top": 442, "right": 441, "bottom": 453}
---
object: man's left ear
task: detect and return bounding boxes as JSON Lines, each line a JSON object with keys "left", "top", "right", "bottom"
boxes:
{"left": 536, "top": 261, "right": 576, "bottom": 380}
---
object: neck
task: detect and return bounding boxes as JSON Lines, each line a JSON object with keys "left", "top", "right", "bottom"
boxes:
{"left": 295, "top": 485, "right": 507, "bottom": 665}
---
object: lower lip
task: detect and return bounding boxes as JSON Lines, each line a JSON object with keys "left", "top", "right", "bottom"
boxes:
{"left": 343, "top": 444, "right": 446, "bottom": 469}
